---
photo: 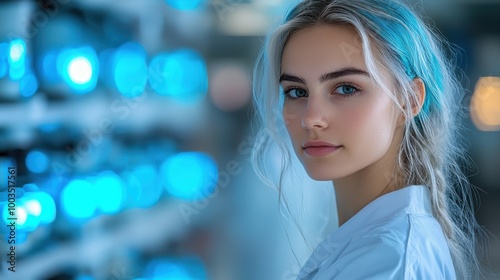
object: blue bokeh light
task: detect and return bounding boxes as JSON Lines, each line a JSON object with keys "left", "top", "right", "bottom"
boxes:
{"left": 113, "top": 43, "right": 148, "bottom": 98}
{"left": 2, "top": 203, "right": 33, "bottom": 231}
{"left": 17, "top": 198, "right": 41, "bottom": 231}
{"left": 25, "top": 150, "right": 49, "bottom": 174}
{"left": 144, "top": 259, "right": 191, "bottom": 279}
{"left": 23, "top": 191, "right": 56, "bottom": 224}
{"left": 149, "top": 49, "right": 208, "bottom": 101}
{"left": 76, "top": 275, "right": 95, "bottom": 280}
{"left": 2, "top": 202, "right": 19, "bottom": 226}
{"left": 95, "top": 171, "right": 124, "bottom": 215}
{"left": 160, "top": 152, "right": 218, "bottom": 201}
{"left": 8, "top": 39, "right": 27, "bottom": 80}
{"left": 9, "top": 39, "right": 26, "bottom": 62}
{"left": 75, "top": 275, "right": 95, "bottom": 280}
{"left": 40, "top": 51, "right": 59, "bottom": 83}
{"left": 99, "top": 48, "right": 117, "bottom": 89}
{"left": 57, "top": 47, "right": 99, "bottom": 93}
{"left": 141, "top": 257, "right": 207, "bottom": 280}
{"left": 68, "top": 57, "right": 93, "bottom": 84}
{"left": 124, "top": 165, "right": 162, "bottom": 208}
{"left": 0, "top": 42, "right": 8, "bottom": 79}
{"left": 0, "top": 202, "right": 8, "bottom": 226}
{"left": 60, "top": 179, "right": 96, "bottom": 220}
{"left": 22, "top": 198, "right": 41, "bottom": 219}
{"left": 164, "top": 0, "right": 204, "bottom": 10}
{"left": 19, "top": 73, "right": 38, "bottom": 97}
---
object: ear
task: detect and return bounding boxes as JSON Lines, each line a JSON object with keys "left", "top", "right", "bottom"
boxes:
{"left": 411, "top": 77, "right": 426, "bottom": 116}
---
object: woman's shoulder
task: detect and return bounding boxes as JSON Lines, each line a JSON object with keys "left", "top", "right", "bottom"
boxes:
{"left": 347, "top": 210, "right": 451, "bottom": 256}
{"left": 338, "top": 212, "right": 437, "bottom": 255}
{"left": 298, "top": 216, "right": 456, "bottom": 279}
{"left": 333, "top": 213, "right": 456, "bottom": 279}
{"left": 298, "top": 186, "right": 457, "bottom": 279}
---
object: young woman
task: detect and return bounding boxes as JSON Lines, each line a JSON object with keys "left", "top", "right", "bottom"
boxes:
{"left": 251, "top": 0, "right": 482, "bottom": 279}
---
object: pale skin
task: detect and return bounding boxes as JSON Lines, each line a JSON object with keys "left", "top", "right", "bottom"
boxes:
{"left": 280, "top": 24, "right": 425, "bottom": 226}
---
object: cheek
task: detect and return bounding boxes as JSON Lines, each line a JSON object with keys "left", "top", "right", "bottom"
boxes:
{"left": 283, "top": 106, "right": 304, "bottom": 148}
{"left": 283, "top": 104, "right": 301, "bottom": 127}
{"left": 283, "top": 104, "right": 300, "bottom": 125}
{"left": 347, "top": 98, "right": 397, "bottom": 148}
{"left": 332, "top": 102, "right": 370, "bottom": 135}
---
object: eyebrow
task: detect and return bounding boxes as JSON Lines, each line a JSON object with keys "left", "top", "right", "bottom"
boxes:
{"left": 279, "top": 67, "right": 370, "bottom": 84}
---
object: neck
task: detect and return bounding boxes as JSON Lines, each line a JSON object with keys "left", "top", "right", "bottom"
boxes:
{"left": 333, "top": 130, "right": 404, "bottom": 226}
{"left": 333, "top": 164, "right": 398, "bottom": 226}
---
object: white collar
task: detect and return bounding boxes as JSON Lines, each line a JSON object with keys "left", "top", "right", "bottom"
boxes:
{"left": 298, "top": 185, "right": 433, "bottom": 279}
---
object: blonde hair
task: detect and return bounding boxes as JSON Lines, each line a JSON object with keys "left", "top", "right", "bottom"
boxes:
{"left": 251, "top": 0, "right": 483, "bottom": 278}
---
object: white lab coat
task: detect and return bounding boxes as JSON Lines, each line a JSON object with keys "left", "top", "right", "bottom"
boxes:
{"left": 296, "top": 185, "right": 456, "bottom": 280}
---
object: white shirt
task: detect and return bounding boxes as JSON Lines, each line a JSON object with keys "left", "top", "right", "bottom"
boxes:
{"left": 296, "top": 185, "right": 456, "bottom": 280}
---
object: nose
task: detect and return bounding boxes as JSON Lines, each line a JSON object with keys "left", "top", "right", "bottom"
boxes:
{"left": 301, "top": 96, "right": 329, "bottom": 130}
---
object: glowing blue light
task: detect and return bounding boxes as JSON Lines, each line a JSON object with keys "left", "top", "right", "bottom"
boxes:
{"left": 95, "top": 171, "right": 124, "bottom": 214}
{"left": 142, "top": 258, "right": 207, "bottom": 280}
{"left": 161, "top": 152, "right": 218, "bottom": 201}
{"left": 1, "top": 202, "right": 31, "bottom": 243}
{"left": 57, "top": 47, "right": 99, "bottom": 93}
{"left": 76, "top": 275, "right": 95, "bottom": 280}
{"left": 113, "top": 43, "right": 148, "bottom": 98}
{"left": 124, "top": 165, "right": 162, "bottom": 208}
{"left": 24, "top": 199, "right": 42, "bottom": 216}
{"left": 9, "top": 39, "right": 26, "bottom": 62}
{"left": 8, "top": 39, "right": 27, "bottom": 80}
{"left": 16, "top": 232, "right": 28, "bottom": 244}
{"left": 16, "top": 198, "right": 40, "bottom": 231}
{"left": 68, "top": 57, "right": 93, "bottom": 84}
{"left": 0, "top": 42, "right": 8, "bottom": 79}
{"left": 61, "top": 179, "right": 96, "bottom": 220}
{"left": 98, "top": 48, "right": 116, "bottom": 89}
{"left": 23, "top": 191, "right": 56, "bottom": 224}
{"left": 2, "top": 203, "right": 34, "bottom": 231}
{"left": 0, "top": 202, "right": 8, "bottom": 225}
{"left": 149, "top": 49, "right": 208, "bottom": 101}
{"left": 38, "top": 123, "right": 60, "bottom": 133}
{"left": 23, "top": 183, "right": 39, "bottom": 192}
{"left": 25, "top": 150, "right": 49, "bottom": 174}
{"left": 145, "top": 260, "right": 191, "bottom": 279}
{"left": 2, "top": 203, "right": 24, "bottom": 227}
{"left": 15, "top": 207, "right": 28, "bottom": 226}
{"left": 40, "top": 51, "right": 59, "bottom": 83}
{"left": 165, "top": 0, "right": 204, "bottom": 10}
{"left": 20, "top": 73, "right": 38, "bottom": 97}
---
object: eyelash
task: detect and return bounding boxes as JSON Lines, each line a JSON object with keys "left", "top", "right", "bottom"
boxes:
{"left": 282, "top": 83, "right": 361, "bottom": 101}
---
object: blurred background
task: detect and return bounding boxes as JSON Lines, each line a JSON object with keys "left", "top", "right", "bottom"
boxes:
{"left": 0, "top": 0, "right": 498, "bottom": 279}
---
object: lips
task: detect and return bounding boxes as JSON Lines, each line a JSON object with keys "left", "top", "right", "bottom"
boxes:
{"left": 302, "top": 141, "right": 342, "bottom": 157}
{"left": 302, "top": 141, "right": 340, "bottom": 148}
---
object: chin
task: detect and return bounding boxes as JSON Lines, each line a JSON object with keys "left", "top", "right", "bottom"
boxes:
{"left": 302, "top": 166, "right": 338, "bottom": 181}
{"left": 306, "top": 174, "right": 334, "bottom": 181}
{"left": 300, "top": 159, "right": 353, "bottom": 181}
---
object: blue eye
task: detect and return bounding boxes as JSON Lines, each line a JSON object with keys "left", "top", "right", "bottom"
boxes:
{"left": 334, "top": 85, "right": 359, "bottom": 96}
{"left": 284, "top": 88, "right": 308, "bottom": 99}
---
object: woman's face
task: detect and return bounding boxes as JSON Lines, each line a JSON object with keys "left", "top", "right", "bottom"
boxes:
{"left": 280, "top": 24, "right": 402, "bottom": 181}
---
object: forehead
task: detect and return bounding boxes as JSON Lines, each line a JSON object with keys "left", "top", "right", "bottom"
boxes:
{"left": 281, "top": 24, "right": 366, "bottom": 76}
